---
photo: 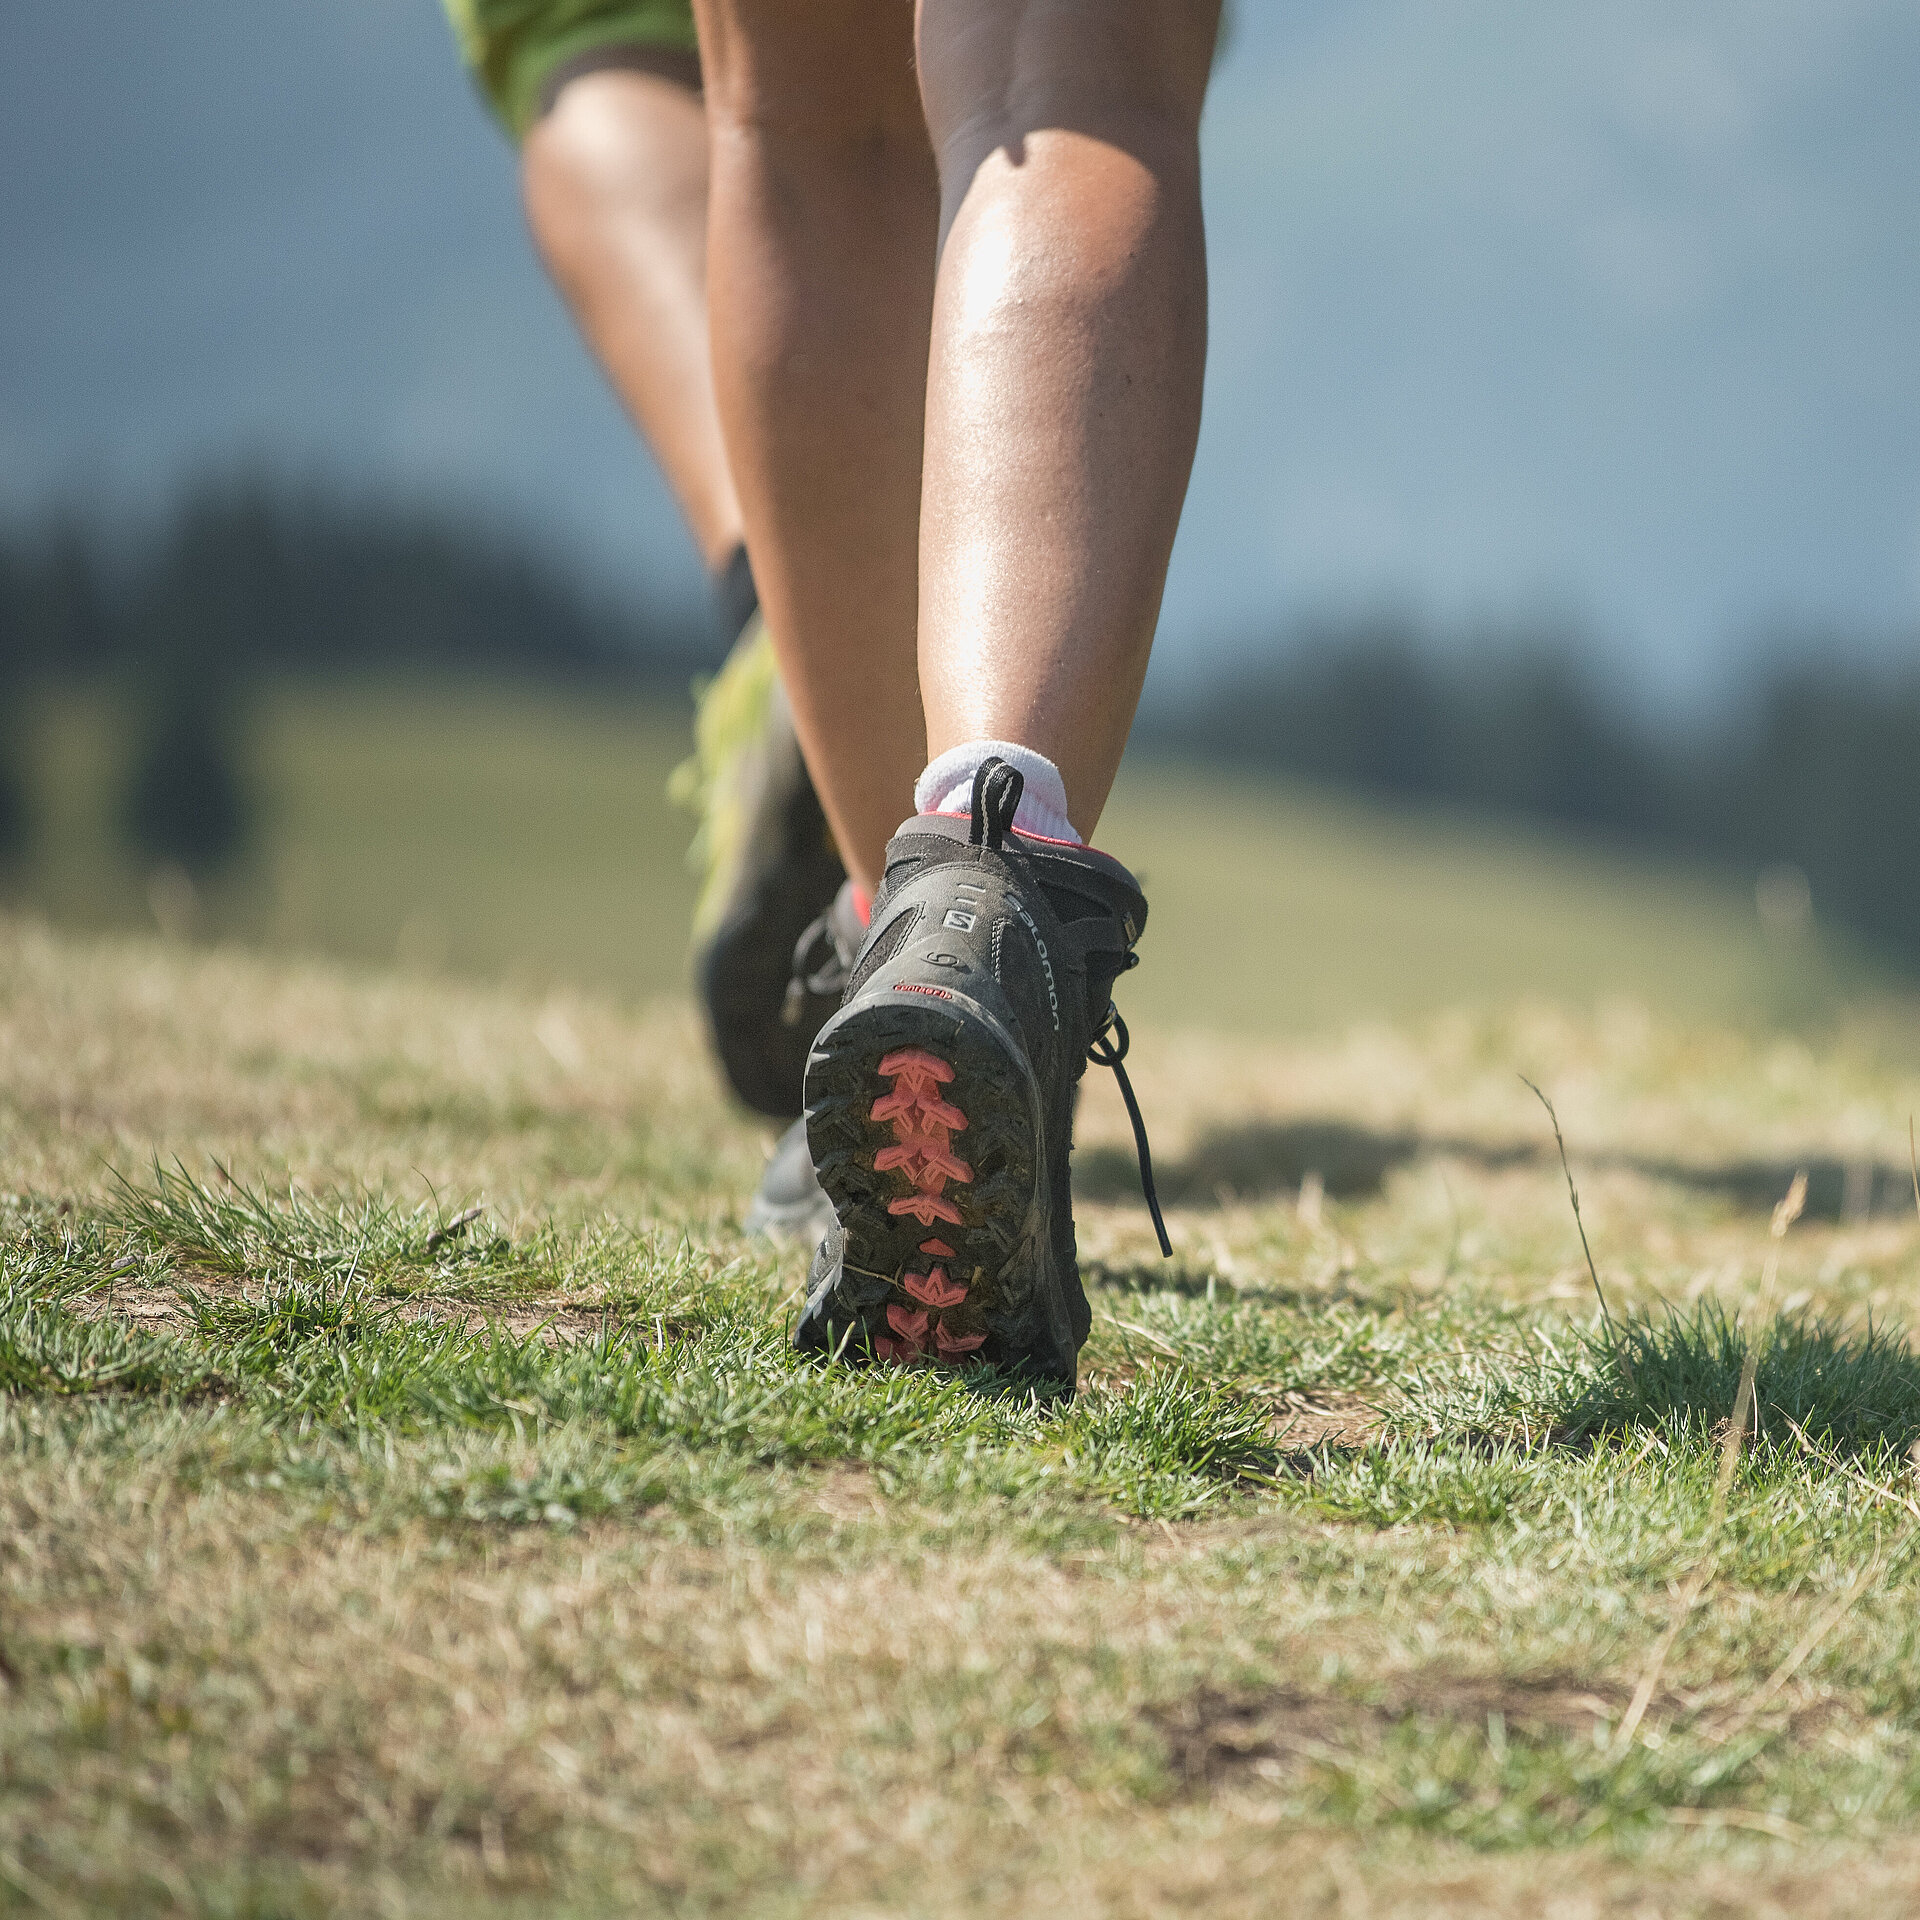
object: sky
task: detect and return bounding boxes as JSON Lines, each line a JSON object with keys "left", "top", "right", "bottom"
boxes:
{"left": 3, "top": 0, "right": 1916, "bottom": 705}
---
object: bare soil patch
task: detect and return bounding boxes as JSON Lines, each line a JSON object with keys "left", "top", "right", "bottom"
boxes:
{"left": 1269, "top": 1388, "right": 1383, "bottom": 1451}
{"left": 1149, "top": 1674, "right": 1634, "bottom": 1787}
{"left": 1148, "top": 1669, "right": 1849, "bottom": 1793}
{"left": 802, "top": 1461, "right": 886, "bottom": 1521}
{"left": 73, "top": 1280, "right": 197, "bottom": 1331}
{"left": 68, "top": 1279, "right": 637, "bottom": 1346}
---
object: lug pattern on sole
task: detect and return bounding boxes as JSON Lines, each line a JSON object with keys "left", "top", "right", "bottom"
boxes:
{"left": 804, "top": 1003, "right": 1041, "bottom": 1372}
{"left": 865, "top": 1050, "right": 985, "bottom": 1365}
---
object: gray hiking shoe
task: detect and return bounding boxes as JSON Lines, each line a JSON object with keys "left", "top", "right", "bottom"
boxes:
{"left": 743, "top": 880, "right": 862, "bottom": 1243}
{"left": 793, "top": 759, "right": 1168, "bottom": 1385}
{"left": 779, "top": 876, "right": 867, "bottom": 1048}
{"left": 743, "top": 1116, "right": 837, "bottom": 1244}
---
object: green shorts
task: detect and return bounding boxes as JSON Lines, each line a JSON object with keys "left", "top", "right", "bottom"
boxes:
{"left": 447, "top": 1, "right": 1232, "bottom": 144}
{"left": 442, "top": 0, "right": 699, "bottom": 141}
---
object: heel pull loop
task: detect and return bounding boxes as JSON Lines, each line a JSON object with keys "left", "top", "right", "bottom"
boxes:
{"left": 1087, "top": 1007, "right": 1172, "bottom": 1258}
{"left": 969, "top": 758, "right": 1025, "bottom": 852}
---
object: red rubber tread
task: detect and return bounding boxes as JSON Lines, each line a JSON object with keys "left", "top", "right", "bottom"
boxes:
{"left": 868, "top": 1049, "right": 984, "bottom": 1365}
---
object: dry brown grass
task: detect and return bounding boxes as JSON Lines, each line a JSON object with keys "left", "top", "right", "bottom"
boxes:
{"left": 9, "top": 911, "right": 1920, "bottom": 1915}
{"left": 10, "top": 1451, "right": 1920, "bottom": 1920}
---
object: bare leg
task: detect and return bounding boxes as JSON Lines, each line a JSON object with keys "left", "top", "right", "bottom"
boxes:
{"left": 914, "top": 0, "right": 1217, "bottom": 835}
{"left": 692, "top": 0, "right": 1213, "bottom": 875}
{"left": 522, "top": 59, "right": 744, "bottom": 569}
{"left": 692, "top": 0, "right": 939, "bottom": 895}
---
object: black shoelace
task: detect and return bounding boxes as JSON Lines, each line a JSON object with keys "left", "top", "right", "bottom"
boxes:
{"left": 972, "top": 755, "right": 1170, "bottom": 1258}
{"left": 781, "top": 903, "right": 855, "bottom": 1027}
{"left": 1088, "top": 1002, "right": 1172, "bottom": 1259}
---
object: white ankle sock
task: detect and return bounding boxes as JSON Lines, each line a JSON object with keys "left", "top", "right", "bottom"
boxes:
{"left": 913, "top": 739, "right": 1082, "bottom": 845}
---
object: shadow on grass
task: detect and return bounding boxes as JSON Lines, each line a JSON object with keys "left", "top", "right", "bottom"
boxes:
{"left": 945, "top": 1362, "right": 1075, "bottom": 1412}
{"left": 1078, "top": 1119, "right": 1436, "bottom": 1209}
{"left": 1553, "top": 1301, "right": 1920, "bottom": 1460}
{"left": 1081, "top": 1254, "right": 1386, "bottom": 1312}
{"left": 1077, "top": 1117, "right": 1916, "bottom": 1222}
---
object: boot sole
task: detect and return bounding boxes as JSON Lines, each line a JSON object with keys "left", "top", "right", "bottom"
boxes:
{"left": 799, "top": 991, "right": 1079, "bottom": 1379}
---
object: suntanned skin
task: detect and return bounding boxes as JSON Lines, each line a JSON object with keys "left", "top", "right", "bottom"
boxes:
{"left": 694, "top": 0, "right": 1218, "bottom": 890}
{"left": 522, "top": 58, "right": 745, "bottom": 570}
{"left": 916, "top": 0, "right": 1217, "bottom": 837}
{"left": 520, "top": 6, "right": 1216, "bottom": 895}
{"left": 694, "top": 0, "right": 938, "bottom": 895}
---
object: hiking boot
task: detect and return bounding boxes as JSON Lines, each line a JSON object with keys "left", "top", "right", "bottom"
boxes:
{"left": 740, "top": 882, "right": 863, "bottom": 1240}
{"left": 779, "top": 876, "right": 867, "bottom": 1048}
{"left": 672, "top": 612, "right": 846, "bottom": 1119}
{"left": 795, "top": 758, "right": 1168, "bottom": 1385}
{"left": 743, "top": 1115, "right": 837, "bottom": 1245}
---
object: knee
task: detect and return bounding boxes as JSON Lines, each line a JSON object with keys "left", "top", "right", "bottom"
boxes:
{"left": 525, "top": 70, "right": 705, "bottom": 216}
{"left": 917, "top": 0, "right": 1217, "bottom": 184}
{"left": 698, "top": 1, "right": 929, "bottom": 178}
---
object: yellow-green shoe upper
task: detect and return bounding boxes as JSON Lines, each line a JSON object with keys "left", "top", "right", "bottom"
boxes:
{"left": 671, "top": 616, "right": 845, "bottom": 1119}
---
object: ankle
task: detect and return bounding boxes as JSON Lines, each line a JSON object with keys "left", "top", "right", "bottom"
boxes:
{"left": 913, "top": 740, "right": 1082, "bottom": 844}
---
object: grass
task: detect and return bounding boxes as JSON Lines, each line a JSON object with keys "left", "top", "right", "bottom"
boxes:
{"left": 12, "top": 682, "right": 704, "bottom": 996}
{"left": 9, "top": 902, "right": 1920, "bottom": 1916}
{"left": 7, "top": 680, "right": 1900, "bottom": 1030}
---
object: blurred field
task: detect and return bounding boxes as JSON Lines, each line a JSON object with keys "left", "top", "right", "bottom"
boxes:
{"left": 7, "top": 682, "right": 1895, "bottom": 1035}
{"left": 15, "top": 684, "right": 701, "bottom": 995}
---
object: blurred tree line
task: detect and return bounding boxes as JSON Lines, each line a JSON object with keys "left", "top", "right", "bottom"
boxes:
{"left": 0, "top": 476, "right": 707, "bottom": 879}
{"left": 1147, "top": 616, "right": 1920, "bottom": 973}
{"left": 2, "top": 476, "right": 1916, "bottom": 977}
